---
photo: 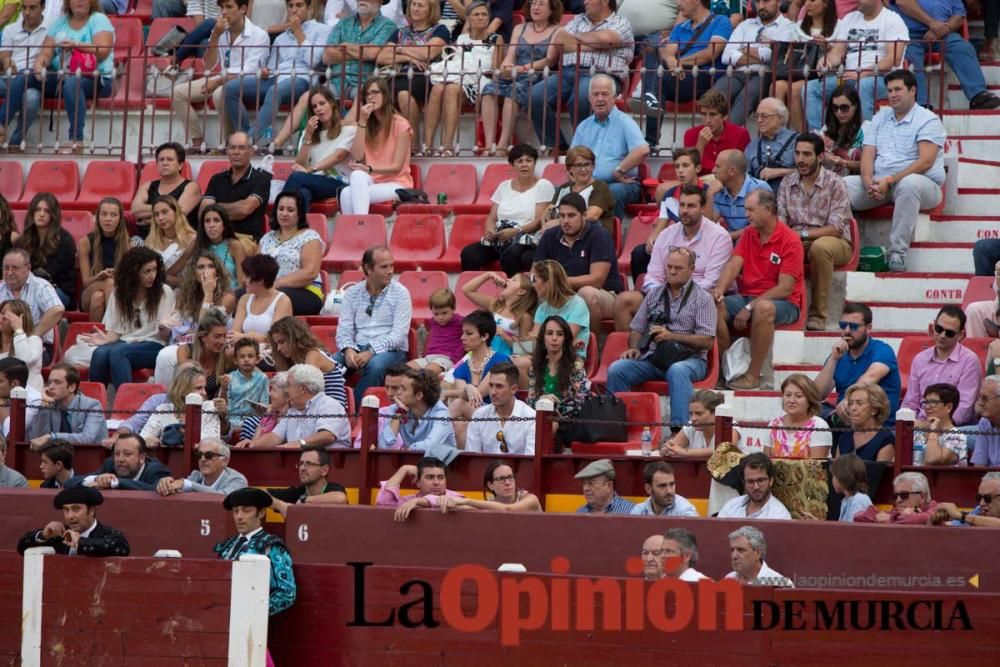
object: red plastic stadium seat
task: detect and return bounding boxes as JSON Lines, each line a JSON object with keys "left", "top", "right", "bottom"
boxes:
{"left": 196, "top": 161, "right": 229, "bottom": 194}
{"left": 338, "top": 270, "right": 365, "bottom": 288}
{"left": 422, "top": 163, "right": 477, "bottom": 205}
{"left": 775, "top": 293, "right": 809, "bottom": 332}
{"left": 75, "top": 162, "right": 137, "bottom": 209}
{"left": 306, "top": 213, "right": 329, "bottom": 244}
{"left": 318, "top": 270, "right": 330, "bottom": 295}
{"left": 98, "top": 58, "right": 146, "bottom": 111}
{"left": 17, "top": 161, "right": 79, "bottom": 207}
{"left": 111, "top": 382, "right": 167, "bottom": 420}
{"left": 0, "top": 162, "right": 23, "bottom": 203}
{"left": 312, "top": 326, "right": 339, "bottom": 354}
{"left": 591, "top": 332, "right": 719, "bottom": 395}
{"left": 62, "top": 211, "right": 95, "bottom": 242}
{"left": 582, "top": 392, "right": 662, "bottom": 454}
{"left": 423, "top": 214, "right": 497, "bottom": 272}
{"left": 109, "top": 17, "right": 143, "bottom": 62}
{"left": 62, "top": 322, "right": 103, "bottom": 380}
{"left": 897, "top": 335, "right": 991, "bottom": 397}
{"left": 131, "top": 0, "right": 154, "bottom": 22}
{"left": 399, "top": 271, "right": 449, "bottom": 322}
{"left": 321, "top": 215, "right": 386, "bottom": 272}
{"left": 78, "top": 382, "right": 108, "bottom": 407}
{"left": 140, "top": 160, "right": 193, "bottom": 183}
{"left": 362, "top": 386, "right": 390, "bottom": 406}
{"left": 455, "top": 271, "right": 501, "bottom": 316}
{"left": 271, "top": 161, "right": 296, "bottom": 183}
{"left": 454, "top": 163, "right": 512, "bottom": 214}
{"left": 370, "top": 164, "right": 422, "bottom": 216}
{"left": 611, "top": 216, "right": 622, "bottom": 256}
{"left": 583, "top": 333, "right": 598, "bottom": 378}
{"left": 389, "top": 214, "right": 446, "bottom": 271}
{"left": 618, "top": 214, "right": 656, "bottom": 276}
{"left": 542, "top": 162, "right": 568, "bottom": 185}
{"left": 962, "top": 276, "right": 995, "bottom": 309}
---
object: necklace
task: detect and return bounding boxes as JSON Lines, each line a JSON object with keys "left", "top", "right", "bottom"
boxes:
{"left": 276, "top": 228, "right": 302, "bottom": 245}
{"left": 468, "top": 349, "right": 494, "bottom": 376}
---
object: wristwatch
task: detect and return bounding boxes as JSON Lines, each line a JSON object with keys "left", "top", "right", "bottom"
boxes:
{"left": 960, "top": 511, "right": 969, "bottom": 524}
{"left": 298, "top": 438, "right": 307, "bottom": 449}
{"left": 744, "top": 303, "right": 753, "bottom": 313}
{"left": 799, "top": 229, "right": 809, "bottom": 240}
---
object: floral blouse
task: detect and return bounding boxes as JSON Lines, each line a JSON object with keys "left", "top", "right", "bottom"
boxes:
{"left": 767, "top": 415, "right": 832, "bottom": 459}
{"left": 528, "top": 364, "right": 590, "bottom": 418}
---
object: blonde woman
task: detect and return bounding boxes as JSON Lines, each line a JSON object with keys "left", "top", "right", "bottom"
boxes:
{"left": 0, "top": 299, "right": 42, "bottom": 392}
{"left": 528, "top": 260, "right": 590, "bottom": 358}
{"left": 141, "top": 366, "right": 222, "bottom": 448}
{"left": 835, "top": 383, "right": 895, "bottom": 462}
{"left": 145, "top": 195, "right": 197, "bottom": 288}
{"left": 461, "top": 271, "right": 537, "bottom": 356}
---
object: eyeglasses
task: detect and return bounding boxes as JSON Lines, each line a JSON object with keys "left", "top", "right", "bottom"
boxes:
{"left": 830, "top": 103, "right": 854, "bottom": 113}
{"left": 569, "top": 162, "right": 594, "bottom": 169}
{"left": 893, "top": 491, "right": 922, "bottom": 500}
{"left": 976, "top": 493, "right": 998, "bottom": 504}
{"left": 197, "top": 451, "right": 221, "bottom": 460}
{"left": 919, "top": 398, "right": 943, "bottom": 408}
{"left": 365, "top": 89, "right": 382, "bottom": 98}
{"left": 297, "top": 461, "right": 323, "bottom": 468}
{"left": 755, "top": 112, "right": 779, "bottom": 120}
{"left": 496, "top": 430, "right": 509, "bottom": 454}
{"left": 933, "top": 323, "right": 959, "bottom": 338}
{"left": 492, "top": 474, "right": 515, "bottom": 483}
{"left": 838, "top": 320, "right": 862, "bottom": 332}
{"left": 978, "top": 393, "right": 1000, "bottom": 403}
{"left": 744, "top": 477, "right": 769, "bottom": 487}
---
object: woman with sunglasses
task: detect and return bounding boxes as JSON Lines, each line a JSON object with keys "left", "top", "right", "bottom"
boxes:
{"left": 440, "top": 461, "right": 542, "bottom": 512}
{"left": 834, "top": 383, "right": 894, "bottom": 462}
{"left": 545, "top": 146, "right": 615, "bottom": 237}
{"left": 820, "top": 85, "right": 863, "bottom": 176}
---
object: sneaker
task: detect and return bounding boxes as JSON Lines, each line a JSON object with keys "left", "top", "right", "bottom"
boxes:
{"left": 970, "top": 91, "right": 1000, "bottom": 110}
{"left": 887, "top": 254, "right": 906, "bottom": 272}
{"left": 643, "top": 92, "right": 661, "bottom": 114}
{"left": 727, "top": 373, "right": 762, "bottom": 391}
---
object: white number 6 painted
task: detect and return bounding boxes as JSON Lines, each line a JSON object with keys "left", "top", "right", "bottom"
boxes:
{"left": 297, "top": 524, "right": 309, "bottom": 542}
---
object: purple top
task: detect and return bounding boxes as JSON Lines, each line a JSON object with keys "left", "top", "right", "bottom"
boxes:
{"left": 424, "top": 314, "right": 465, "bottom": 363}
{"left": 971, "top": 417, "right": 1000, "bottom": 466}
{"left": 646, "top": 218, "right": 733, "bottom": 293}
{"left": 900, "top": 343, "right": 982, "bottom": 425}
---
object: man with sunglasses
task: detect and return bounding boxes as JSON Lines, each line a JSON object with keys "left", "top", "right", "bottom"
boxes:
{"left": 855, "top": 472, "right": 938, "bottom": 524}
{"left": 155, "top": 438, "right": 248, "bottom": 497}
{"left": 465, "top": 362, "right": 536, "bottom": 455}
{"left": 900, "top": 305, "right": 982, "bottom": 427}
{"left": 267, "top": 448, "right": 348, "bottom": 518}
{"left": 932, "top": 472, "right": 1000, "bottom": 527}
{"left": 814, "top": 302, "right": 901, "bottom": 425}
{"left": 970, "top": 376, "right": 1000, "bottom": 467}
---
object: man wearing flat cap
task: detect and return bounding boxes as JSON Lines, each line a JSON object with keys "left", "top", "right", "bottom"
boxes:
{"left": 16, "top": 487, "right": 130, "bottom": 557}
{"left": 575, "top": 459, "right": 635, "bottom": 514}
{"left": 214, "top": 488, "right": 297, "bottom": 616}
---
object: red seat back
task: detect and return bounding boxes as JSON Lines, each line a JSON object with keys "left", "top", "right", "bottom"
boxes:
{"left": 362, "top": 386, "right": 390, "bottom": 406}
{"left": 424, "top": 214, "right": 491, "bottom": 273}
{"left": 399, "top": 271, "right": 449, "bottom": 322}
{"left": 591, "top": 331, "right": 630, "bottom": 384}
{"left": 0, "top": 162, "right": 23, "bottom": 203}
{"left": 322, "top": 215, "right": 387, "bottom": 272}
{"left": 389, "top": 214, "right": 446, "bottom": 270}
{"left": 476, "top": 164, "right": 514, "bottom": 204}
{"left": 963, "top": 276, "right": 995, "bottom": 309}
{"left": 112, "top": 382, "right": 167, "bottom": 419}
{"left": 196, "top": 161, "right": 229, "bottom": 194}
{"left": 616, "top": 391, "right": 662, "bottom": 445}
{"left": 76, "top": 161, "right": 136, "bottom": 208}
{"left": 109, "top": 17, "right": 143, "bottom": 61}
{"left": 312, "top": 326, "right": 339, "bottom": 354}
{"left": 78, "top": 382, "right": 108, "bottom": 407}
{"left": 306, "top": 213, "right": 329, "bottom": 244}
{"left": 896, "top": 337, "right": 934, "bottom": 392}
{"left": 62, "top": 211, "right": 95, "bottom": 242}
{"left": 423, "top": 164, "right": 478, "bottom": 205}
{"left": 455, "top": 271, "right": 501, "bottom": 316}
{"left": 542, "top": 162, "right": 568, "bottom": 185}
{"left": 338, "top": 270, "right": 365, "bottom": 289}
{"left": 20, "top": 161, "right": 79, "bottom": 206}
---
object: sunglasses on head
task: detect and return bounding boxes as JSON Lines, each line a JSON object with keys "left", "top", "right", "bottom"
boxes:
{"left": 934, "top": 323, "right": 959, "bottom": 338}
{"left": 838, "top": 321, "right": 862, "bottom": 332}
{"left": 831, "top": 103, "right": 853, "bottom": 113}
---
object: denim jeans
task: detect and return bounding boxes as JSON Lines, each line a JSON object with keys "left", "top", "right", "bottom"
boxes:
{"left": 0, "top": 78, "right": 41, "bottom": 145}
{"left": 529, "top": 67, "right": 595, "bottom": 149}
{"left": 2, "top": 72, "right": 112, "bottom": 141}
{"left": 333, "top": 348, "right": 408, "bottom": 405}
{"left": 606, "top": 356, "right": 708, "bottom": 425}
{"left": 804, "top": 74, "right": 887, "bottom": 133}
{"left": 906, "top": 34, "right": 987, "bottom": 105}
{"left": 152, "top": 0, "right": 186, "bottom": 18}
{"left": 606, "top": 179, "right": 641, "bottom": 222}
{"left": 248, "top": 77, "right": 310, "bottom": 144}
{"left": 89, "top": 340, "right": 166, "bottom": 388}
{"left": 973, "top": 239, "right": 1000, "bottom": 276}
{"left": 284, "top": 171, "right": 346, "bottom": 210}
{"left": 176, "top": 19, "right": 215, "bottom": 63}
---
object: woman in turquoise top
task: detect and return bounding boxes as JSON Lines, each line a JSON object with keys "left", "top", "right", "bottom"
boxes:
{"left": 194, "top": 205, "right": 247, "bottom": 291}
{"left": 528, "top": 260, "right": 590, "bottom": 359}
{"left": 0, "top": 0, "right": 115, "bottom": 151}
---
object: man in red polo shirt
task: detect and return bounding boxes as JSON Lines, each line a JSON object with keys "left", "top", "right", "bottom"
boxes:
{"left": 683, "top": 90, "right": 751, "bottom": 176}
{"left": 711, "top": 189, "right": 804, "bottom": 390}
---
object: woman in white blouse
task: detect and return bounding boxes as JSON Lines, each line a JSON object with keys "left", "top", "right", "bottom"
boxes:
{"left": 82, "top": 247, "right": 176, "bottom": 389}
{"left": 141, "top": 365, "right": 222, "bottom": 448}
{"left": 283, "top": 87, "right": 356, "bottom": 211}
{"left": 257, "top": 190, "right": 326, "bottom": 315}
{"left": 0, "top": 299, "right": 43, "bottom": 393}
{"left": 144, "top": 196, "right": 198, "bottom": 288}
{"left": 459, "top": 144, "right": 554, "bottom": 276}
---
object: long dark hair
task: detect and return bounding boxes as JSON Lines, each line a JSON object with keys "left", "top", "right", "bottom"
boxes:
{"left": 0, "top": 195, "right": 15, "bottom": 251}
{"left": 19, "top": 193, "right": 63, "bottom": 267}
{"left": 482, "top": 460, "right": 517, "bottom": 500}
{"left": 800, "top": 0, "right": 837, "bottom": 37}
{"left": 824, "top": 84, "right": 863, "bottom": 150}
{"left": 195, "top": 204, "right": 238, "bottom": 254}
{"left": 113, "top": 246, "right": 167, "bottom": 328}
{"left": 270, "top": 190, "right": 308, "bottom": 231}
{"left": 90, "top": 197, "right": 130, "bottom": 273}
{"left": 531, "top": 315, "right": 575, "bottom": 398}
{"left": 306, "top": 86, "right": 344, "bottom": 144}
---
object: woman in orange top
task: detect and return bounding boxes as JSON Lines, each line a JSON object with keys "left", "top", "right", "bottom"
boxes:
{"left": 339, "top": 77, "right": 414, "bottom": 215}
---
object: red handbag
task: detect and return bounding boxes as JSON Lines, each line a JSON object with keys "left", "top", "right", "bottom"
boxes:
{"left": 67, "top": 49, "right": 97, "bottom": 74}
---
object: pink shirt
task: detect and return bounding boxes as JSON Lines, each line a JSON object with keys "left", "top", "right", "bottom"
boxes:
{"left": 375, "top": 482, "right": 465, "bottom": 508}
{"left": 367, "top": 115, "right": 414, "bottom": 187}
{"left": 900, "top": 344, "right": 982, "bottom": 425}
{"left": 424, "top": 314, "right": 465, "bottom": 363}
{"left": 646, "top": 218, "right": 733, "bottom": 292}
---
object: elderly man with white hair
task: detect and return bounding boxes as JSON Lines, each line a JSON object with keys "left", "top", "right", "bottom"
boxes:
{"left": 744, "top": 97, "right": 798, "bottom": 192}
{"left": 725, "top": 526, "right": 793, "bottom": 587}
{"left": 971, "top": 376, "right": 1000, "bottom": 467}
{"left": 662, "top": 528, "right": 709, "bottom": 582}
{"left": 932, "top": 471, "right": 1000, "bottom": 528}
{"left": 855, "top": 472, "right": 938, "bottom": 524}
{"left": 156, "top": 438, "right": 248, "bottom": 496}
{"left": 250, "top": 364, "right": 351, "bottom": 449}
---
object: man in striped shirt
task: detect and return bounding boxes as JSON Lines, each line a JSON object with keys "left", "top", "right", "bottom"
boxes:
{"left": 575, "top": 459, "right": 635, "bottom": 514}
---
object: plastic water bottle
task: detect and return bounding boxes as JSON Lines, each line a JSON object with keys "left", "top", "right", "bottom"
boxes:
{"left": 641, "top": 427, "right": 653, "bottom": 456}
{"left": 913, "top": 435, "right": 926, "bottom": 465}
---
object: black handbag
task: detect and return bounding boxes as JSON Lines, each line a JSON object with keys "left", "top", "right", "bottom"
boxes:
{"left": 395, "top": 188, "right": 430, "bottom": 204}
{"left": 572, "top": 393, "right": 628, "bottom": 443}
{"left": 773, "top": 40, "right": 822, "bottom": 83}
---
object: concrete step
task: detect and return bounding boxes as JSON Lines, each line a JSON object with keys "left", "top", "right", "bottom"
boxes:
{"left": 796, "top": 332, "right": 908, "bottom": 366}
{"left": 945, "top": 191, "right": 999, "bottom": 217}
{"left": 773, "top": 364, "right": 822, "bottom": 386}
{"left": 952, "top": 161, "right": 1000, "bottom": 190}
{"left": 905, "top": 243, "right": 975, "bottom": 273}
{"left": 869, "top": 303, "right": 943, "bottom": 333}
{"left": 845, "top": 272, "right": 970, "bottom": 304}
{"left": 941, "top": 110, "right": 1000, "bottom": 137}
{"left": 948, "top": 138, "right": 1000, "bottom": 163}
{"left": 927, "top": 216, "right": 1000, "bottom": 243}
